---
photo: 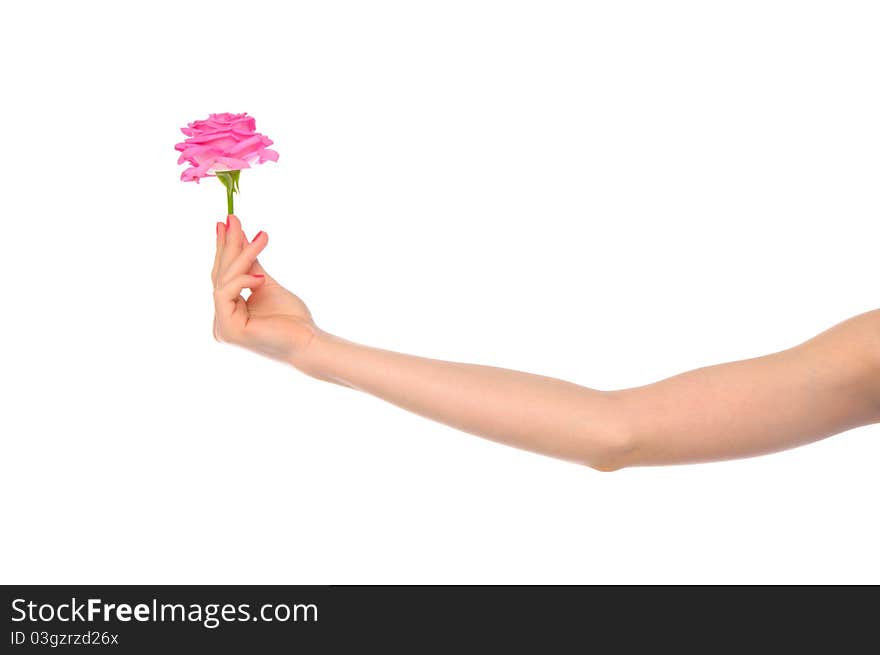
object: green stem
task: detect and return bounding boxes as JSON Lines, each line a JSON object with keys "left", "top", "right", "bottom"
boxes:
{"left": 216, "top": 170, "right": 241, "bottom": 215}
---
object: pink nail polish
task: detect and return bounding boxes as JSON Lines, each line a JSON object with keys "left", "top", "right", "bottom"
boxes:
{"left": 253, "top": 231, "right": 264, "bottom": 242}
{"left": 216, "top": 222, "right": 222, "bottom": 235}
{"left": 226, "top": 215, "right": 231, "bottom": 228}
{"left": 252, "top": 274, "right": 265, "bottom": 278}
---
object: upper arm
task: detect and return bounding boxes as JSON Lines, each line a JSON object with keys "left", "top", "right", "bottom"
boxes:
{"left": 612, "top": 310, "right": 880, "bottom": 467}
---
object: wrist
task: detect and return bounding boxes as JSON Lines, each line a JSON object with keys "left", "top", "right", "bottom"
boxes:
{"left": 289, "top": 326, "right": 341, "bottom": 382}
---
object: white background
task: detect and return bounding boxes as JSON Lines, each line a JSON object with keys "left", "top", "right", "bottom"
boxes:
{"left": 1, "top": 1, "right": 878, "bottom": 584}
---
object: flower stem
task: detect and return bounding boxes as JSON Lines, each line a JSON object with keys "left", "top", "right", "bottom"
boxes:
{"left": 216, "top": 170, "right": 241, "bottom": 215}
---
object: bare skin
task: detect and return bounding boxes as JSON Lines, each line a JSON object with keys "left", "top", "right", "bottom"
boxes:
{"left": 213, "top": 214, "right": 880, "bottom": 471}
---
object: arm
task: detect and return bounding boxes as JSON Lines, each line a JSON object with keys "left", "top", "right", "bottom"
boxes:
{"left": 297, "top": 314, "right": 880, "bottom": 470}
{"left": 213, "top": 215, "right": 880, "bottom": 470}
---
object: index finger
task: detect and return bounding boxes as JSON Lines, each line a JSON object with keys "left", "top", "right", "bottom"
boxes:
{"left": 211, "top": 221, "right": 227, "bottom": 286}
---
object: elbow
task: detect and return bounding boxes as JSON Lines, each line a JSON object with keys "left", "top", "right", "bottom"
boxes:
{"left": 582, "top": 400, "right": 639, "bottom": 472}
{"left": 586, "top": 430, "right": 637, "bottom": 472}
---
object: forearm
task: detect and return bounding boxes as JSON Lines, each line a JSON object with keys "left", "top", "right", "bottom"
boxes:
{"left": 293, "top": 311, "right": 880, "bottom": 470}
{"left": 298, "top": 331, "right": 629, "bottom": 468}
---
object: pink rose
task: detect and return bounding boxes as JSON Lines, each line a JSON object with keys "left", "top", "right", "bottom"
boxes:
{"left": 175, "top": 112, "right": 279, "bottom": 183}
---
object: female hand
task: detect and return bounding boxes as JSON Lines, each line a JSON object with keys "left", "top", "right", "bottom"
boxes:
{"left": 211, "top": 214, "right": 316, "bottom": 366}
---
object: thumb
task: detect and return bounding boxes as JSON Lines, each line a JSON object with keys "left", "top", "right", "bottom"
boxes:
{"left": 240, "top": 230, "right": 273, "bottom": 281}
{"left": 248, "top": 257, "right": 280, "bottom": 285}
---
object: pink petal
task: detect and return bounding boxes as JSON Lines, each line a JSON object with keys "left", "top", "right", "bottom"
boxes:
{"left": 227, "top": 134, "right": 263, "bottom": 155}
{"left": 257, "top": 148, "right": 279, "bottom": 163}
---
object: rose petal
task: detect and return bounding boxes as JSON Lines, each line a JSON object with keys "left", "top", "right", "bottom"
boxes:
{"left": 257, "top": 148, "right": 279, "bottom": 163}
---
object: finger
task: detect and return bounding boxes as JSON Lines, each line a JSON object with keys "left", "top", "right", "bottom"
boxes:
{"left": 211, "top": 221, "right": 227, "bottom": 284}
{"left": 214, "top": 273, "right": 266, "bottom": 305}
{"left": 221, "top": 213, "right": 243, "bottom": 269}
{"left": 237, "top": 230, "right": 270, "bottom": 279}
{"left": 248, "top": 257, "right": 269, "bottom": 278}
{"left": 222, "top": 231, "right": 268, "bottom": 283}
{"left": 213, "top": 274, "right": 266, "bottom": 343}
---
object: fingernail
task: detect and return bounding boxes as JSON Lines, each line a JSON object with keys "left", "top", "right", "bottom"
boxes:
{"left": 226, "top": 215, "right": 231, "bottom": 228}
{"left": 252, "top": 274, "right": 265, "bottom": 278}
{"left": 253, "top": 231, "right": 264, "bottom": 242}
{"left": 216, "top": 222, "right": 222, "bottom": 235}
